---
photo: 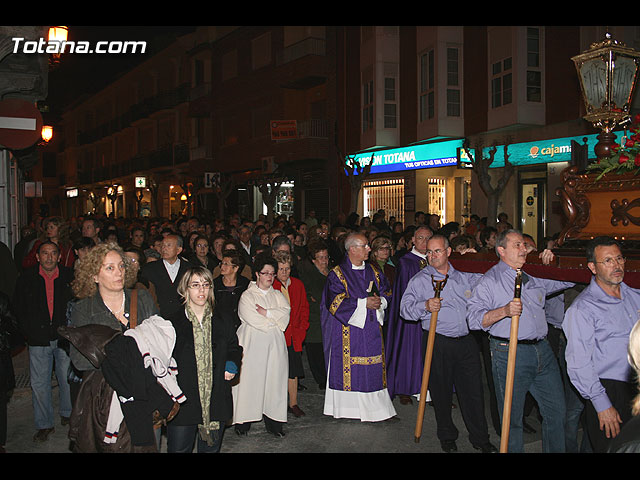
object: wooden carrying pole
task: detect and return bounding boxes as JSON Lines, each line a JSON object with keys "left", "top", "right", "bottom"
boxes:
{"left": 414, "top": 274, "right": 448, "bottom": 443}
{"left": 499, "top": 268, "right": 523, "bottom": 453}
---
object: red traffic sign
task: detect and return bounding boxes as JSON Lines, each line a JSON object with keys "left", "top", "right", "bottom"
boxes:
{"left": 0, "top": 98, "right": 44, "bottom": 150}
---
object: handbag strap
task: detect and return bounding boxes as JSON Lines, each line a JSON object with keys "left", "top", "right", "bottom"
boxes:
{"left": 129, "top": 288, "right": 138, "bottom": 329}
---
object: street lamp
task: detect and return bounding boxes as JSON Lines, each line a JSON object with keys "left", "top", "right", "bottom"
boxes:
{"left": 47, "top": 26, "right": 68, "bottom": 66}
{"left": 41, "top": 125, "right": 53, "bottom": 143}
{"left": 572, "top": 31, "right": 640, "bottom": 160}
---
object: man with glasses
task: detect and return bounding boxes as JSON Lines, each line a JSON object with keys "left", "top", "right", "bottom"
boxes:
{"left": 320, "top": 232, "right": 396, "bottom": 421}
{"left": 563, "top": 236, "right": 640, "bottom": 452}
{"left": 385, "top": 225, "right": 433, "bottom": 404}
{"left": 400, "top": 235, "right": 496, "bottom": 453}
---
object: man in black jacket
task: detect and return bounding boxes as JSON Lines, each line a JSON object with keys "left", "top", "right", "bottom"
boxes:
{"left": 13, "top": 240, "right": 74, "bottom": 442}
{"left": 141, "top": 234, "right": 191, "bottom": 318}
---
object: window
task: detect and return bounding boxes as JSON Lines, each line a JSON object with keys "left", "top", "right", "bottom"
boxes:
{"left": 446, "top": 47, "right": 461, "bottom": 117}
{"left": 526, "top": 27, "right": 542, "bottom": 102}
{"left": 251, "top": 32, "right": 271, "bottom": 70}
{"left": 491, "top": 57, "right": 512, "bottom": 108}
{"left": 419, "top": 49, "right": 435, "bottom": 121}
{"left": 362, "top": 80, "right": 374, "bottom": 132}
{"left": 221, "top": 50, "right": 237, "bottom": 81}
{"left": 363, "top": 178, "right": 405, "bottom": 226}
{"left": 384, "top": 77, "right": 397, "bottom": 128}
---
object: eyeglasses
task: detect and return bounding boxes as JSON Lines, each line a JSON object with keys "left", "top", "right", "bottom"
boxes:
{"left": 352, "top": 244, "right": 370, "bottom": 249}
{"left": 595, "top": 256, "right": 626, "bottom": 267}
{"left": 188, "top": 282, "right": 211, "bottom": 290}
{"left": 426, "top": 249, "right": 446, "bottom": 256}
{"left": 195, "top": 243, "right": 209, "bottom": 249}
{"left": 221, "top": 261, "right": 237, "bottom": 267}
{"left": 258, "top": 271, "right": 276, "bottom": 277}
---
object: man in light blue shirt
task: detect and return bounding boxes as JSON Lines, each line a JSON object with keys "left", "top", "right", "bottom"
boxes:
{"left": 563, "top": 236, "right": 640, "bottom": 452}
{"left": 401, "top": 234, "right": 495, "bottom": 453}
{"left": 467, "top": 229, "right": 574, "bottom": 452}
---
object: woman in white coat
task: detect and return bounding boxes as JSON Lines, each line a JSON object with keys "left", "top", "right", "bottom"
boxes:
{"left": 232, "top": 254, "right": 291, "bottom": 437}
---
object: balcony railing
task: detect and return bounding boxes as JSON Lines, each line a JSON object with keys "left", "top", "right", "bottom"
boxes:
{"left": 77, "top": 143, "right": 189, "bottom": 185}
{"left": 275, "top": 37, "right": 325, "bottom": 66}
{"left": 76, "top": 84, "right": 190, "bottom": 146}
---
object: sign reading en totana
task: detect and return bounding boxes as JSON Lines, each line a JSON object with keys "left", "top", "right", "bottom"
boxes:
{"left": 348, "top": 140, "right": 461, "bottom": 175}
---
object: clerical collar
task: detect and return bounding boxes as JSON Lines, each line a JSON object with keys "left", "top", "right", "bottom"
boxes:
{"left": 411, "top": 247, "right": 427, "bottom": 259}
{"left": 351, "top": 261, "right": 365, "bottom": 270}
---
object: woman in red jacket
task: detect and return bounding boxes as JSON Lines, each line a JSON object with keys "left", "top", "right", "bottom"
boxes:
{"left": 273, "top": 251, "right": 309, "bottom": 417}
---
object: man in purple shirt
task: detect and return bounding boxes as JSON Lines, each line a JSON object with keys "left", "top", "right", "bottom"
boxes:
{"left": 467, "top": 229, "right": 574, "bottom": 452}
{"left": 563, "top": 236, "right": 640, "bottom": 453}
{"left": 401, "top": 234, "right": 496, "bottom": 453}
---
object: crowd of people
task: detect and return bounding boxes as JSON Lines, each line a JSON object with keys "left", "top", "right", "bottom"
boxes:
{"left": 0, "top": 206, "right": 639, "bottom": 453}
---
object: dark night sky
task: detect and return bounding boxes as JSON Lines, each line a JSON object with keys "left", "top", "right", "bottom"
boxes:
{"left": 47, "top": 26, "right": 197, "bottom": 117}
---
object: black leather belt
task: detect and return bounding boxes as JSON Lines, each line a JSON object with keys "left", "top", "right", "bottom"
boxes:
{"left": 489, "top": 335, "right": 545, "bottom": 345}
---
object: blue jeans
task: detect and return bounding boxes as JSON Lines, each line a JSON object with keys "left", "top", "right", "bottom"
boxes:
{"left": 490, "top": 337, "right": 566, "bottom": 453}
{"left": 28, "top": 340, "right": 72, "bottom": 430}
{"left": 166, "top": 424, "right": 224, "bottom": 453}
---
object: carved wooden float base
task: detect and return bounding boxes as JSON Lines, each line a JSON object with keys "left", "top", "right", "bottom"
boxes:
{"left": 556, "top": 166, "right": 640, "bottom": 244}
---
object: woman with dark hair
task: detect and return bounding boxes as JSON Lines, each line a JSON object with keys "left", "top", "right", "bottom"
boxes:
{"left": 187, "top": 234, "right": 217, "bottom": 273}
{"left": 232, "top": 254, "right": 290, "bottom": 437}
{"left": 478, "top": 226, "right": 498, "bottom": 253}
{"left": 165, "top": 266, "right": 242, "bottom": 453}
{"left": 212, "top": 250, "right": 249, "bottom": 330}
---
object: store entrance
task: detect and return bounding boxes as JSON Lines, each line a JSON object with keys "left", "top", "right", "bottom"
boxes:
{"left": 519, "top": 180, "right": 546, "bottom": 247}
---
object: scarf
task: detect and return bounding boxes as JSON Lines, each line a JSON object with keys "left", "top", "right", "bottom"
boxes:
{"left": 185, "top": 302, "right": 220, "bottom": 446}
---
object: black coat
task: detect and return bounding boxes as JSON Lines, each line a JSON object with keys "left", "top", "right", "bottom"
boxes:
{"left": 12, "top": 265, "right": 73, "bottom": 346}
{"left": 212, "top": 274, "right": 249, "bottom": 330}
{"left": 140, "top": 258, "right": 191, "bottom": 318}
{"left": 167, "top": 307, "right": 243, "bottom": 426}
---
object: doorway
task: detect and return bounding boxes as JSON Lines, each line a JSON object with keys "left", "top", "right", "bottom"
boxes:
{"left": 519, "top": 180, "right": 546, "bottom": 247}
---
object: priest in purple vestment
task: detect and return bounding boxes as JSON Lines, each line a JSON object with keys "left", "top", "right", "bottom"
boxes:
{"left": 320, "top": 232, "right": 396, "bottom": 421}
{"left": 385, "top": 225, "right": 433, "bottom": 403}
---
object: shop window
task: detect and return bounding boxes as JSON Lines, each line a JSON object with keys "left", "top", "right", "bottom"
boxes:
{"left": 428, "top": 178, "right": 446, "bottom": 224}
{"left": 363, "top": 178, "right": 404, "bottom": 226}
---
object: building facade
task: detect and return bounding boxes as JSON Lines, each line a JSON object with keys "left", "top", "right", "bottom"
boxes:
{"left": 31, "top": 26, "right": 640, "bottom": 248}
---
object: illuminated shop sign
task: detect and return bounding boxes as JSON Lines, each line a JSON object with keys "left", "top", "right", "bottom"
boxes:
{"left": 349, "top": 131, "right": 623, "bottom": 173}
{"left": 348, "top": 139, "right": 462, "bottom": 175}
{"left": 459, "top": 132, "right": 611, "bottom": 168}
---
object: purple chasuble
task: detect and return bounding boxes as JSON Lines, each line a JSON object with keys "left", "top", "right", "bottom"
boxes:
{"left": 320, "top": 256, "right": 392, "bottom": 393}
{"left": 384, "top": 251, "right": 426, "bottom": 398}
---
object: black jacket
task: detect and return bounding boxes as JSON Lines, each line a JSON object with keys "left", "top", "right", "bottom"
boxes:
{"left": 140, "top": 258, "right": 191, "bottom": 318}
{"left": 12, "top": 264, "right": 73, "bottom": 346}
{"left": 212, "top": 274, "right": 249, "bottom": 330}
{"left": 166, "top": 307, "right": 242, "bottom": 425}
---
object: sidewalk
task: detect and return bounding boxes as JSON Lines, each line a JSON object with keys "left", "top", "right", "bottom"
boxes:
{"left": 5, "top": 345, "right": 546, "bottom": 454}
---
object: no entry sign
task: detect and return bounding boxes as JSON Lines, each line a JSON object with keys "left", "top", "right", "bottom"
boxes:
{"left": 0, "top": 98, "right": 43, "bottom": 150}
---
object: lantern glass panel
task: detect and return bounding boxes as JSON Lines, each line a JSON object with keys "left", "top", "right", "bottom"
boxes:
{"left": 580, "top": 58, "right": 607, "bottom": 109}
{"left": 611, "top": 56, "right": 638, "bottom": 109}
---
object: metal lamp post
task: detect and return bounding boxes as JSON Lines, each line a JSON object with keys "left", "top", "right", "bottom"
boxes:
{"left": 572, "top": 31, "right": 640, "bottom": 160}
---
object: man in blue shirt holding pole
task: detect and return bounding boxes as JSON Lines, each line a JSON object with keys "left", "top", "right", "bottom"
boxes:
{"left": 467, "top": 229, "right": 574, "bottom": 453}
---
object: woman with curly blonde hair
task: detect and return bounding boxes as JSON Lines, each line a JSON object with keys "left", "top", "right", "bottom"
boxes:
{"left": 22, "top": 216, "right": 75, "bottom": 268}
{"left": 68, "top": 242, "right": 158, "bottom": 372}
